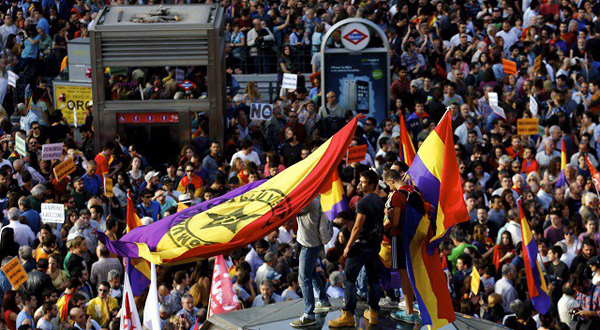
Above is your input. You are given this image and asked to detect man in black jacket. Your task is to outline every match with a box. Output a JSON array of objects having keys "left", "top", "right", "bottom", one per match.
[{"left": 24, "top": 258, "right": 54, "bottom": 302}]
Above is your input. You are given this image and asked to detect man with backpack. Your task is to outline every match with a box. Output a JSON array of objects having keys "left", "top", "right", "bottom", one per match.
[
  {"left": 383, "top": 167, "right": 425, "bottom": 325},
  {"left": 289, "top": 196, "right": 332, "bottom": 328},
  {"left": 329, "top": 170, "right": 385, "bottom": 327}
]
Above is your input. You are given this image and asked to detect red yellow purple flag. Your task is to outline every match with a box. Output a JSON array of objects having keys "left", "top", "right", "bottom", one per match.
[
  {"left": 407, "top": 111, "right": 469, "bottom": 244},
  {"left": 399, "top": 115, "right": 416, "bottom": 166}
]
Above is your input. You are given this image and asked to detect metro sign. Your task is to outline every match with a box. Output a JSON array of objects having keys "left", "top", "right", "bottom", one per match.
[
  {"left": 343, "top": 29, "right": 368, "bottom": 45},
  {"left": 340, "top": 23, "right": 370, "bottom": 51}
]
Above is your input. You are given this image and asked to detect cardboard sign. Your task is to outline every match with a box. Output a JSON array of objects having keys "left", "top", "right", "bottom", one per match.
[
  {"left": 491, "top": 105, "right": 506, "bottom": 120},
  {"left": 517, "top": 118, "right": 539, "bottom": 135},
  {"left": 502, "top": 59, "right": 517, "bottom": 76},
  {"left": 281, "top": 73, "right": 298, "bottom": 90},
  {"left": 41, "top": 203, "right": 65, "bottom": 223},
  {"left": 346, "top": 145, "right": 367, "bottom": 163},
  {"left": 53, "top": 158, "right": 76, "bottom": 181},
  {"left": 2, "top": 257, "right": 27, "bottom": 289},
  {"left": 488, "top": 92, "right": 499, "bottom": 107},
  {"left": 104, "top": 177, "right": 114, "bottom": 197},
  {"left": 249, "top": 103, "right": 273, "bottom": 121},
  {"left": 54, "top": 84, "right": 92, "bottom": 126},
  {"left": 41, "top": 143, "right": 64, "bottom": 161}
]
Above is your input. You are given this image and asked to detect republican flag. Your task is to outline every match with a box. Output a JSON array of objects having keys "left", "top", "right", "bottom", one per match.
[
  {"left": 407, "top": 111, "right": 469, "bottom": 244},
  {"left": 208, "top": 255, "right": 241, "bottom": 318},
  {"left": 99, "top": 117, "right": 359, "bottom": 265},
  {"left": 519, "top": 201, "right": 550, "bottom": 314},
  {"left": 120, "top": 272, "right": 143, "bottom": 330},
  {"left": 142, "top": 263, "right": 161, "bottom": 330},
  {"left": 398, "top": 115, "right": 416, "bottom": 166},
  {"left": 320, "top": 170, "right": 348, "bottom": 220},
  {"left": 125, "top": 191, "right": 151, "bottom": 296},
  {"left": 586, "top": 155, "right": 600, "bottom": 194},
  {"left": 555, "top": 140, "right": 568, "bottom": 187},
  {"left": 404, "top": 203, "right": 455, "bottom": 328}
]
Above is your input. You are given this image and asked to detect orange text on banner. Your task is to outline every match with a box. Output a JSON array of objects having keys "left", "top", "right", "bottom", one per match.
[
  {"left": 53, "top": 158, "right": 76, "bottom": 182},
  {"left": 346, "top": 145, "right": 367, "bottom": 163},
  {"left": 1, "top": 257, "right": 28, "bottom": 289},
  {"left": 517, "top": 118, "right": 539, "bottom": 136},
  {"left": 502, "top": 59, "right": 518, "bottom": 76}
]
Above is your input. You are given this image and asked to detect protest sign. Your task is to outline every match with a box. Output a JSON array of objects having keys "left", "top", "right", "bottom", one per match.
[
  {"left": 15, "top": 134, "right": 26, "bottom": 156},
  {"left": 517, "top": 118, "right": 539, "bottom": 135},
  {"left": 2, "top": 257, "right": 27, "bottom": 289},
  {"left": 249, "top": 103, "right": 273, "bottom": 121},
  {"left": 282, "top": 73, "right": 298, "bottom": 90},
  {"left": 53, "top": 158, "right": 76, "bottom": 181},
  {"left": 346, "top": 145, "right": 367, "bottom": 163},
  {"left": 41, "top": 143, "right": 64, "bottom": 161},
  {"left": 41, "top": 203, "right": 66, "bottom": 223}
]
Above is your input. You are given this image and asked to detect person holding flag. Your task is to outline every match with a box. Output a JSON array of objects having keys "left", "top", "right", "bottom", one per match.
[{"left": 382, "top": 167, "right": 424, "bottom": 325}]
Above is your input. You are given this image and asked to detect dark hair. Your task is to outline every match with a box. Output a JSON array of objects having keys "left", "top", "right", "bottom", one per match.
[
  {"left": 2, "top": 290, "right": 19, "bottom": 312},
  {"left": 359, "top": 170, "right": 379, "bottom": 187}
]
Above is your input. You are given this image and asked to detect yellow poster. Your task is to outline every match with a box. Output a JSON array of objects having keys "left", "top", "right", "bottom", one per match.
[{"left": 54, "top": 84, "right": 92, "bottom": 126}]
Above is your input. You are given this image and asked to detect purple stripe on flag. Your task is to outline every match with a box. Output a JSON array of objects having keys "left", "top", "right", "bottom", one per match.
[
  {"left": 128, "top": 261, "right": 151, "bottom": 296},
  {"left": 98, "top": 180, "right": 266, "bottom": 258},
  {"left": 526, "top": 239, "right": 551, "bottom": 314},
  {"left": 556, "top": 170, "right": 566, "bottom": 187},
  {"left": 324, "top": 199, "right": 349, "bottom": 220},
  {"left": 407, "top": 155, "right": 441, "bottom": 206}
]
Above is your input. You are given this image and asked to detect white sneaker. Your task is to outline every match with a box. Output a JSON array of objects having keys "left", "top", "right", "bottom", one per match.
[
  {"left": 314, "top": 301, "right": 331, "bottom": 313},
  {"left": 398, "top": 299, "right": 419, "bottom": 311},
  {"left": 378, "top": 297, "right": 398, "bottom": 310}
]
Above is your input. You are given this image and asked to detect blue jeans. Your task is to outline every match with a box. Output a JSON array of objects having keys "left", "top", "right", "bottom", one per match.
[
  {"left": 299, "top": 245, "right": 328, "bottom": 318},
  {"left": 343, "top": 243, "right": 384, "bottom": 313}
]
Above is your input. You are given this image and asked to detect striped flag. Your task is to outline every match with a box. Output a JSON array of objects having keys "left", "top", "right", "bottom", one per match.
[
  {"left": 555, "top": 140, "right": 568, "bottom": 187},
  {"left": 399, "top": 115, "right": 416, "bottom": 166},
  {"left": 320, "top": 170, "right": 348, "bottom": 220},
  {"left": 519, "top": 201, "right": 550, "bottom": 314},
  {"left": 407, "top": 111, "right": 469, "bottom": 245}
]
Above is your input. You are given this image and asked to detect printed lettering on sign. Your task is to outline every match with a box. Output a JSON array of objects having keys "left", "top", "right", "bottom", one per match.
[
  {"left": 41, "top": 203, "right": 66, "bottom": 223},
  {"left": 41, "top": 143, "right": 64, "bottom": 161},
  {"left": 517, "top": 118, "right": 539, "bottom": 136},
  {"left": 1, "top": 257, "right": 28, "bottom": 289},
  {"left": 249, "top": 103, "right": 273, "bottom": 121},
  {"left": 346, "top": 145, "right": 367, "bottom": 163}
]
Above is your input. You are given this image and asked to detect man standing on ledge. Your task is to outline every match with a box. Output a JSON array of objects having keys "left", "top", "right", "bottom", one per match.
[{"left": 329, "top": 170, "right": 385, "bottom": 327}]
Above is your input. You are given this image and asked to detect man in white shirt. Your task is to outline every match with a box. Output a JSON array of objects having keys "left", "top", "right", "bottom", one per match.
[
  {"left": 535, "top": 140, "right": 561, "bottom": 168},
  {"left": 36, "top": 302, "right": 58, "bottom": 330},
  {"left": 495, "top": 264, "right": 519, "bottom": 313},
  {"left": 230, "top": 140, "right": 261, "bottom": 166},
  {"left": 495, "top": 21, "right": 519, "bottom": 52},
  {"left": 0, "top": 14, "right": 16, "bottom": 48},
  {"left": 557, "top": 282, "right": 578, "bottom": 328},
  {"left": 6, "top": 207, "right": 34, "bottom": 246},
  {"left": 19, "top": 104, "right": 39, "bottom": 135},
  {"left": 255, "top": 252, "right": 281, "bottom": 287}
]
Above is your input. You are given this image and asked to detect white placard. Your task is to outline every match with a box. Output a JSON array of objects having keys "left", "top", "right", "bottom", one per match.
[
  {"left": 15, "top": 134, "right": 26, "bottom": 156},
  {"left": 8, "top": 71, "right": 18, "bottom": 88},
  {"left": 282, "top": 73, "right": 298, "bottom": 90},
  {"left": 249, "top": 103, "right": 273, "bottom": 121},
  {"left": 41, "top": 203, "right": 65, "bottom": 223},
  {"left": 488, "top": 92, "right": 498, "bottom": 107},
  {"left": 41, "top": 143, "right": 64, "bottom": 161},
  {"left": 491, "top": 105, "right": 506, "bottom": 119},
  {"left": 529, "top": 95, "right": 538, "bottom": 117}
]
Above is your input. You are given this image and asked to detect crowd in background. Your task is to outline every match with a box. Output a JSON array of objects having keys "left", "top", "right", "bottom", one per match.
[{"left": 2, "top": 0, "right": 600, "bottom": 329}]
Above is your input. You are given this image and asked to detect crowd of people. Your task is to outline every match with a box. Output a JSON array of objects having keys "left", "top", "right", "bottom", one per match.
[{"left": 3, "top": 0, "right": 600, "bottom": 329}]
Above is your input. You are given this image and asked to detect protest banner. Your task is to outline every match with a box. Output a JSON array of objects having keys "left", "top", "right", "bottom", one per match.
[
  {"left": 41, "top": 143, "right": 64, "bottom": 161},
  {"left": 2, "top": 257, "right": 28, "bottom": 289},
  {"left": 346, "top": 145, "right": 367, "bottom": 163},
  {"left": 517, "top": 118, "right": 539, "bottom": 135},
  {"left": 41, "top": 203, "right": 66, "bottom": 223},
  {"left": 53, "top": 158, "right": 76, "bottom": 181}
]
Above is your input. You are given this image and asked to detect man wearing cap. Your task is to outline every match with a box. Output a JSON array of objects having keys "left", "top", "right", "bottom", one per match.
[{"left": 140, "top": 170, "right": 161, "bottom": 196}]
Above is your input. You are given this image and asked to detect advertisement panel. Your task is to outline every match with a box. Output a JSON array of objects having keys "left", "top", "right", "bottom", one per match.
[
  {"left": 323, "top": 52, "right": 388, "bottom": 123},
  {"left": 54, "top": 83, "right": 92, "bottom": 126}
]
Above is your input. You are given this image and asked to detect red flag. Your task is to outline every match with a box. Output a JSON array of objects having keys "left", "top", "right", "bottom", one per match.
[
  {"left": 586, "top": 155, "right": 600, "bottom": 193},
  {"left": 208, "top": 255, "right": 241, "bottom": 318}
]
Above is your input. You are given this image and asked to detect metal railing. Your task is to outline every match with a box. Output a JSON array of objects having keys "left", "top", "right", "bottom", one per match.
[
  {"left": 230, "top": 44, "right": 317, "bottom": 75},
  {"left": 232, "top": 73, "right": 312, "bottom": 103}
]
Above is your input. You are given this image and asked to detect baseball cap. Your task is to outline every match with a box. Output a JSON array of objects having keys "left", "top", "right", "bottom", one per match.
[
  {"left": 266, "top": 270, "right": 282, "bottom": 281},
  {"left": 144, "top": 171, "right": 159, "bottom": 183}
]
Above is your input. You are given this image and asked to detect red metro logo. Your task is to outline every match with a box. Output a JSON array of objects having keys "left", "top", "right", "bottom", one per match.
[{"left": 343, "top": 29, "right": 368, "bottom": 45}]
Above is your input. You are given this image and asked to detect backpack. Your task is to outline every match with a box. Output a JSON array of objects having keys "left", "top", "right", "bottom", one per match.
[{"left": 316, "top": 204, "right": 333, "bottom": 245}]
